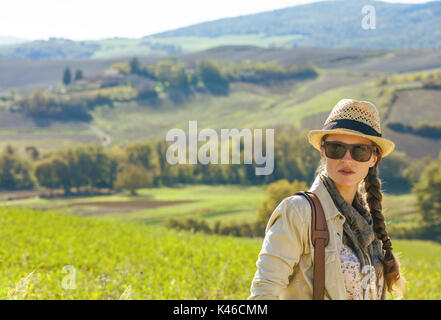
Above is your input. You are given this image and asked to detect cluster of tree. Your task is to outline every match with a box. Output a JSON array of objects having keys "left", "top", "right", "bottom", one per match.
[
  {"left": 123, "top": 58, "right": 229, "bottom": 96},
  {"left": 34, "top": 145, "right": 118, "bottom": 195},
  {"left": 413, "top": 152, "right": 441, "bottom": 226},
  {"left": 114, "top": 57, "right": 317, "bottom": 96},
  {"left": 376, "top": 70, "right": 441, "bottom": 86},
  {"left": 256, "top": 179, "right": 308, "bottom": 229},
  {"left": 223, "top": 60, "right": 317, "bottom": 84},
  {"left": 0, "top": 145, "right": 35, "bottom": 190},
  {"left": 33, "top": 141, "right": 167, "bottom": 195},
  {"left": 156, "top": 125, "right": 322, "bottom": 187},
  {"left": 422, "top": 79, "right": 441, "bottom": 90},
  {"left": 390, "top": 151, "right": 441, "bottom": 242},
  {"left": 387, "top": 121, "right": 441, "bottom": 139},
  {"left": 17, "top": 88, "right": 112, "bottom": 121},
  {"left": 62, "top": 67, "right": 83, "bottom": 86}
]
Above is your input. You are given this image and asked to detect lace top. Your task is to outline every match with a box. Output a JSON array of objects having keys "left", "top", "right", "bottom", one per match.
[{"left": 339, "top": 243, "right": 384, "bottom": 300}]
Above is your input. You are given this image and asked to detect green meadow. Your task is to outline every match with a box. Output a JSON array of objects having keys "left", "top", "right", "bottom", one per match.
[{"left": 1, "top": 203, "right": 439, "bottom": 300}]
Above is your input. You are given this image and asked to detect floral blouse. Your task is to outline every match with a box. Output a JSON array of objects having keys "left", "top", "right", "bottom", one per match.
[{"left": 339, "top": 243, "right": 384, "bottom": 300}]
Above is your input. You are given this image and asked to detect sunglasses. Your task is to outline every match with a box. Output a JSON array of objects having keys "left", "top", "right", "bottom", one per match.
[{"left": 321, "top": 141, "right": 377, "bottom": 162}]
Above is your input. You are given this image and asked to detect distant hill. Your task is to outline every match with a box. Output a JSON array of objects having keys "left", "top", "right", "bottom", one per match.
[
  {"left": 0, "top": 0, "right": 440, "bottom": 60},
  {"left": 151, "top": 0, "right": 441, "bottom": 49}
]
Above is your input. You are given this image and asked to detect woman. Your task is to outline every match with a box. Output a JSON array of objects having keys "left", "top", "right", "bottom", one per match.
[{"left": 248, "top": 99, "right": 406, "bottom": 300}]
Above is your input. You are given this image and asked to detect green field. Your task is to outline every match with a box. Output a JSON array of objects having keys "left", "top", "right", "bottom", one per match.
[
  {"left": 1, "top": 203, "right": 439, "bottom": 300},
  {"left": 4, "top": 185, "right": 265, "bottom": 228},
  {"left": 4, "top": 184, "right": 417, "bottom": 229}
]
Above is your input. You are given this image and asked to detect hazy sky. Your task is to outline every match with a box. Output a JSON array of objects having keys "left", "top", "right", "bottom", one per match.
[{"left": 0, "top": 0, "right": 437, "bottom": 41}]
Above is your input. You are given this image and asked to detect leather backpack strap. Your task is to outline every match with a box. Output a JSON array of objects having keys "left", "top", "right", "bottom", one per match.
[{"left": 294, "top": 191, "right": 329, "bottom": 300}]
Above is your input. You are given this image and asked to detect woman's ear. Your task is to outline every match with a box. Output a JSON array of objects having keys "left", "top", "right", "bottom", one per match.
[{"left": 369, "top": 151, "right": 377, "bottom": 168}]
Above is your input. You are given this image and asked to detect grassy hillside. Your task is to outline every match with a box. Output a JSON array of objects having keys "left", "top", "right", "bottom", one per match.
[
  {"left": 1, "top": 205, "right": 439, "bottom": 299},
  {"left": 1, "top": 63, "right": 441, "bottom": 160}
]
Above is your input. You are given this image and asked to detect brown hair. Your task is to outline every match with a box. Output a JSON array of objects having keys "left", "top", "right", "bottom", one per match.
[
  {"left": 319, "top": 134, "right": 402, "bottom": 293},
  {"left": 363, "top": 147, "right": 402, "bottom": 293}
]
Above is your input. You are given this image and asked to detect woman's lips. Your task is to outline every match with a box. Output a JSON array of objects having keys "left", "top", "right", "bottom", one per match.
[{"left": 338, "top": 169, "right": 355, "bottom": 175}]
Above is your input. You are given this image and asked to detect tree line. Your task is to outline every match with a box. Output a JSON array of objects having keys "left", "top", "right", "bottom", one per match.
[
  {"left": 0, "top": 124, "right": 432, "bottom": 196},
  {"left": 16, "top": 88, "right": 112, "bottom": 121},
  {"left": 1, "top": 125, "right": 318, "bottom": 194},
  {"left": 114, "top": 57, "right": 318, "bottom": 95},
  {"left": 387, "top": 121, "right": 441, "bottom": 139}
]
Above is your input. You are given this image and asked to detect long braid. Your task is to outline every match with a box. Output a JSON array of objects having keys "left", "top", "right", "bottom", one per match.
[{"left": 363, "top": 151, "right": 401, "bottom": 292}]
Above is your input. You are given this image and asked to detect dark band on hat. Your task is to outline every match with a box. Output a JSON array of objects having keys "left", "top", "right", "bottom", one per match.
[{"left": 323, "top": 119, "right": 382, "bottom": 137}]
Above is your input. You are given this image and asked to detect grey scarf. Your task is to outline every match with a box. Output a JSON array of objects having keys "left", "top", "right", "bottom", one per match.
[{"left": 319, "top": 171, "right": 384, "bottom": 288}]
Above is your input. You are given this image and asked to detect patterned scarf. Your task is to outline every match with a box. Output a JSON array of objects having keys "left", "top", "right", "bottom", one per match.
[{"left": 319, "top": 170, "right": 384, "bottom": 289}]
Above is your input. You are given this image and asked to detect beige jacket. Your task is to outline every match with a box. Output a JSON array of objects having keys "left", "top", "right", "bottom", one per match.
[{"left": 248, "top": 173, "right": 387, "bottom": 300}]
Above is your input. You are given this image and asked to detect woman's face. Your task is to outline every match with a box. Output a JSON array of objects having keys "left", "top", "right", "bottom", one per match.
[{"left": 320, "top": 134, "right": 378, "bottom": 188}]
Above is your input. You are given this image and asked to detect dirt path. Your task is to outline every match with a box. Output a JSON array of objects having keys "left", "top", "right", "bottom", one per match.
[{"left": 88, "top": 124, "right": 111, "bottom": 147}]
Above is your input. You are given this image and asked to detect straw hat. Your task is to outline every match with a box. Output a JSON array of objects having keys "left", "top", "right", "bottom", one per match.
[{"left": 307, "top": 99, "right": 395, "bottom": 157}]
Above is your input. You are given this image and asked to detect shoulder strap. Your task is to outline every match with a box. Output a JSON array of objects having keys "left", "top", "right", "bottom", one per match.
[{"left": 293, "top": 191, "right": 329, "bottom": 300}]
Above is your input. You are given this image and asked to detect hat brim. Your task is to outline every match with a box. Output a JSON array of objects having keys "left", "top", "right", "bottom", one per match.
[{"left": 308, "top": 128, "right": 395, "bottom": 157}]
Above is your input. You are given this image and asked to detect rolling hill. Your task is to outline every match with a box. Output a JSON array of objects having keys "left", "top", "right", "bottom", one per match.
[
  {"left": 0, "top": 0, "right": 440, "bottom": 60},
  {"left": 1, "top": 45, "right": 441, "bottom": 161}
]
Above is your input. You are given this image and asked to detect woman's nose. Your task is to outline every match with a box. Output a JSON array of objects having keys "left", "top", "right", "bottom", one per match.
[{"left": 342, "top": 148, "right": 353, "bottom": 160}]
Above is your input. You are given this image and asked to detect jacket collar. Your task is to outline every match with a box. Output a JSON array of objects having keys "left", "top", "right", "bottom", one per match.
[{"left": 308, "top": 173, "right": 345, "bottom": 221}]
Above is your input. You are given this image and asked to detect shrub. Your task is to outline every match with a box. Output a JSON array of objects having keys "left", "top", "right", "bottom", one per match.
[
  {"left": 413, "top": 156, "right": 441, "bottom": 225},
  {"left": 257, "top": 179, "right": 307, "bottom": 227},
  {"left": 114, "top": 164, "right": 154, "bottom": 195}
]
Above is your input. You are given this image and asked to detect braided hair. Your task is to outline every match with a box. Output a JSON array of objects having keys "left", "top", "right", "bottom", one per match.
[{"left": 363, "top": 148, "right": 402, "bottom": 293}]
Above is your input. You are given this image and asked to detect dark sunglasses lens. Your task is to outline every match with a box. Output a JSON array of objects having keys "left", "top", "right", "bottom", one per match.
[
  {"left": 324, "top": 143, "right": 346, "bottom": 159},
  {"left": 351, "top": 145, "right": 373, "bottom": 162}
]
